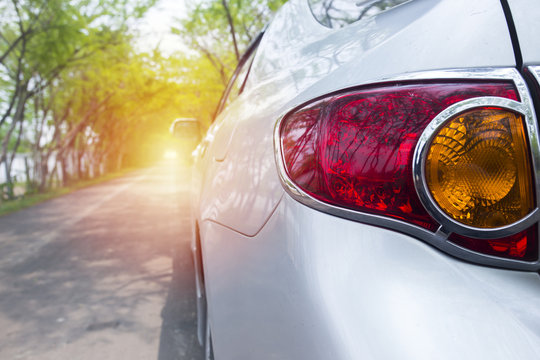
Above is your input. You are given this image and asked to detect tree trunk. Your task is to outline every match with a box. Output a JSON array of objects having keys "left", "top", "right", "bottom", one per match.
[
  {"left": 38, "top": 154, "right": 49, "bottom": 192},
  {"left": 7, "top": 114, "right": 24, "bottom": 177},
  {"left": 116, "top": 152, "right": 123, "bottom": 171},
  {"left": 0, "top": 84, "right": 28, "bottom": 168},
  {"left": 222, "top": 0, "right": 240, "bottom": 62},
  {"left": 24, "top": 156, "right": 31, "bottom": 189},
  {"left": 2, "top": 161, "right": 13, "bottom": 199},
  {"left": 0, "top": 119, "right": 19, "bottom": 199},
  {"left": 60, "top": 154, "right": 69, "bottom": 186}
]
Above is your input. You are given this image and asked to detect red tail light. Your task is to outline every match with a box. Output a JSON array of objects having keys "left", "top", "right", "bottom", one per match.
[
  {"left": 449, "top": 226, "right": 538, "bottom": 261},
  {"left": 279, "top": 81, "right": 538, "bottom": 262}
]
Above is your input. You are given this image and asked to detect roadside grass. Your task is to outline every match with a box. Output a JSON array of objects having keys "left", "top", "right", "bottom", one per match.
[{"left": 0, "top": 168, "right": 139, "bottom": 217}]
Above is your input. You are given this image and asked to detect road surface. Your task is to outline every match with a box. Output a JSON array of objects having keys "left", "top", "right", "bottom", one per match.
[{"left": 0, "top": 159, "right": 203, "bottom": 360}]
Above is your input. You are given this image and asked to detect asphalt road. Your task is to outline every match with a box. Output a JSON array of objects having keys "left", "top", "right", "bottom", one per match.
[{"left": 0, "top": 159, "right": 203, "bottom": 360}]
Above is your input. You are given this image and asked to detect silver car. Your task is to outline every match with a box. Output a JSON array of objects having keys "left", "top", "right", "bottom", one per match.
[{"left": 176, "top": 0, "right": 540, "bottom": 358}]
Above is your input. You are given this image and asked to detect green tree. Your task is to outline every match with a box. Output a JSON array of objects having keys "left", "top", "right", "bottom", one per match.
[
  {"left": 174, "top": 0, "right": 287, "bottom": 86},
  {"left": 0, "top": 0, "right": 156, "bottom": 197}
]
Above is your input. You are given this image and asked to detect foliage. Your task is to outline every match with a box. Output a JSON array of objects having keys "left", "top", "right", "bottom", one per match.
[
  {"left": 174, "top": 0, "right": 287, "bottom": 87},
  {"left": 0, "top": 0, "right": 287, "bottom": 200},
  {"left": 0, "top": 0, "right": 157, "bottom": 197}
]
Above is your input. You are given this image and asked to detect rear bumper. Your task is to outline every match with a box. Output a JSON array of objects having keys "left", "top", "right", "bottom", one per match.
[{"left": 201, "top": 194, "right": 540, "bottom": 359}]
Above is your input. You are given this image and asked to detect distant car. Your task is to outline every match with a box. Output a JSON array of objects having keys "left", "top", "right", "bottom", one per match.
[
  {"left": 170, "top": 118, "right": 200, "bottom": 163},
  {"left": 178, "top": 0, "right": 540, "bottom": 359}
]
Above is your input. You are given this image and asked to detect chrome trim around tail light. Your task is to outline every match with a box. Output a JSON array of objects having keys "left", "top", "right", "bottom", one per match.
[{"left": 274, "top": 68, "right": 540, "bottom": 271}]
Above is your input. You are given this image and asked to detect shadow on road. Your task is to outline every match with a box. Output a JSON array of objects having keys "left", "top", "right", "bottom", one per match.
[
  {"left": 157, "top": 241, "right": 204, "bottom": 360},
  {"left": 0, "top": 161, "right": 204, "bottom": 359}
]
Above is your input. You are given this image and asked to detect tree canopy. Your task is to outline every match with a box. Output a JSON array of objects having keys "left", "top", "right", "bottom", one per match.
[{"left": 0, "top": 0, "right": 286, "bottom": 199}]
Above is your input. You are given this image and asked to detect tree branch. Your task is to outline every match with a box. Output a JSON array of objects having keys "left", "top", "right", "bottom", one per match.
[{"left": 221, "top": 0, "right": 240, "bottom": 62}]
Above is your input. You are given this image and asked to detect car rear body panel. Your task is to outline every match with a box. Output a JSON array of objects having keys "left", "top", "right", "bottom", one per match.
[
  {"left": 201, "top": 195, "right": 540, "bottom": 360},
  {"left": 193, "top": 0, "right": 540, "bottom": 358},
  {"left": 249, "top": 0, "right": 516, "bottom": 106},
  {"left": 506, "top": 0, "right": 540, "bottom": 64},
  {"left": 198, "top": 0, "right": 517, "bottom": 236}
]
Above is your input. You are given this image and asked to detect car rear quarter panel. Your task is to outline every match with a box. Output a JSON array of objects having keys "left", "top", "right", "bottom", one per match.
[
  {"left": 507, "top": 0, "right": 540, "bottom": 64},
  {"left": 196, "top": 0, "right": 540, "bottom": 359},
  {"left": 202, "top": 196, "right": 540, "bottom": 360},
  {"left": 199, "top": 0, "right": 516, "bottom": 236}
]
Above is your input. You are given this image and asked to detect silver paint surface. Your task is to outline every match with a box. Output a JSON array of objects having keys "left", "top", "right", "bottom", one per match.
[
  {"left": 201, "top": 196, "right": 540, "bottom": 359},
  {"left": 507, "top": 0, "right": 540, "bottom": 64},
  {"left": 189, "top": 0, "right": 540, "bottom": 358}
]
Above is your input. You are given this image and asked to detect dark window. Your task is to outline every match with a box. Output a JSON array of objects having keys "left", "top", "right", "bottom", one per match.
[
  {"left": 308, "top": 0, "right": 411, "bottom": 29},
  {"left": 224, "top": 48, "right": 257, "bottom": 108},
  {"left": 214, "top": 32, "right": 263, "bottom": 118}
]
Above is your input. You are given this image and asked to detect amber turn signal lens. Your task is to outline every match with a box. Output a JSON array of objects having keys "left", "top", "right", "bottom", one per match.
[{"left": 425, "top": 108, "right": 534, "bottom": 228}]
